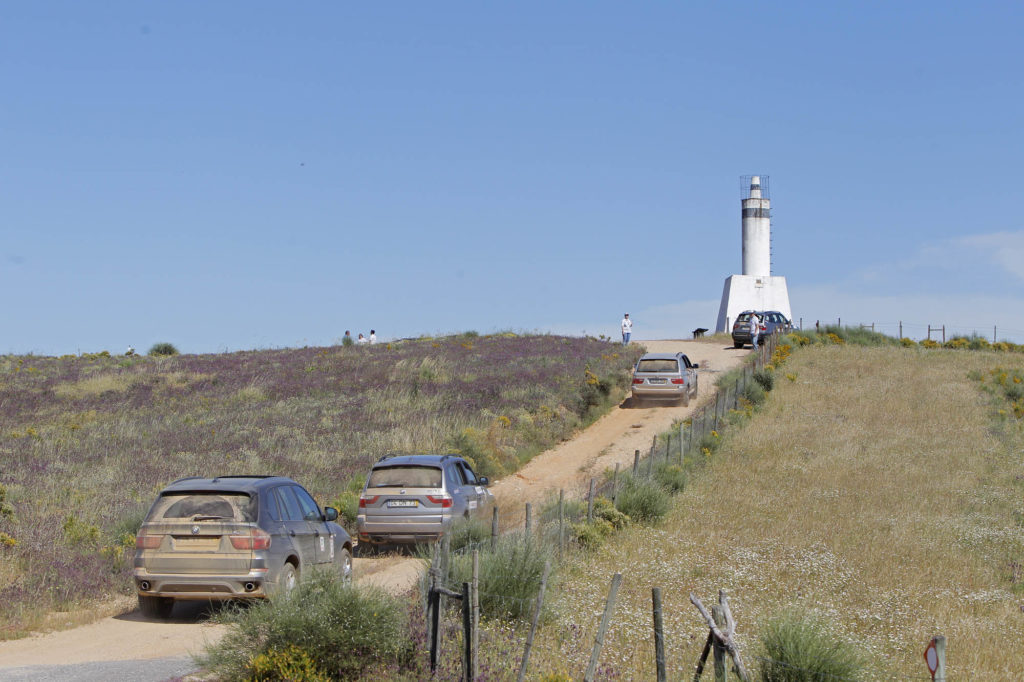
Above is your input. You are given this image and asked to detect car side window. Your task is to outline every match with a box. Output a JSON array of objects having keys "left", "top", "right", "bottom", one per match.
[
  {"left": 291, "top": 486, "right": 322, "bottom": 522},
  {"left": 263, "top": 489, "right": 282, "bottom": 521},
  {"left": 274, "top": 487, "right": 304, "bottom": 521},
  {"left": 459, "top": 462, "right": 478, "bottom": 485}
]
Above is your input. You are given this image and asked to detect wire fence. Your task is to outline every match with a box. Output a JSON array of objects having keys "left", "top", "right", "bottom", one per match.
[
  {"left": 409, "top": 329, "right": 960, "bottom": 681},
  {"left": 798, "top": 317, "right": 1024, "bottom": 344}
]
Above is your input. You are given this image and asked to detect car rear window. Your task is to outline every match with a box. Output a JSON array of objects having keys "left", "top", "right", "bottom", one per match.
[
  {"left": 147, "top": 493, "right": 257, "bottom": 522},
  {"left": 636, "top": 359, "right": 679, "bottom": 372},
  {"left": 367, "top": 465, "right": 443, "bottom": 488}
]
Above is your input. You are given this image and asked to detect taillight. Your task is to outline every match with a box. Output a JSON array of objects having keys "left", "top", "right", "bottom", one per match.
[
  {"left": 135, "top": 530, "right": 163, "bottom": 549},
  {"left": 359, "top": 495, "right": 380, "bottom": 508},
  {"left": 230, "top": 528, "right": 272, "bottom": 550},
  {"left": 426, "top": 495, "right": 453, "bottom": 508},
  {"left": 632, "top": 378, "right": 644, "bottom": 384},
  {"left": 670, "top": 378, "right": 685, "bottom": 384}
]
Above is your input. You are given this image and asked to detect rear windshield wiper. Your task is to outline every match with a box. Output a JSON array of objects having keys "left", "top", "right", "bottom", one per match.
[{"left": 191, "top": 515, "right": 231, "bottom": 521}]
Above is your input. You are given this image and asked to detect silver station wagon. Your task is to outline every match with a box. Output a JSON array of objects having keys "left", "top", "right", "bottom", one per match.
[
  {"left": 357, "top": 454, "right": 493, "bottom": 548},
  {"left": 630, "top": 352, "right": 699, "bottom": 406},
  {"left": 133, "top": 476, "right": 352, "bottom": 618}
]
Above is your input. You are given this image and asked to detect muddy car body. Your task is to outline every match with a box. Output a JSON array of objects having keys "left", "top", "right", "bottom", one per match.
[
  {"left": 630, "top": 352, "right": 699, "bottom": 406},
  {"left": 357, "top": 454, "right": 493, "bottom": 547},
  {"left": 133, "top": 475, "right": 352, "bottom": 618}
]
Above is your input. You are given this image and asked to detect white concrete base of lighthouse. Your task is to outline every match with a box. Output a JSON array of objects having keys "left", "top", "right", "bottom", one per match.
[{"left": 715, "top": 275, "right": 792, "bottom": 333}]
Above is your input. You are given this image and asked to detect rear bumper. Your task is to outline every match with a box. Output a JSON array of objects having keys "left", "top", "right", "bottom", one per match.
[
  {"left": 357, "top": 516, "right": 451, "bottom": 544},
  {"left": 632, "top": 385, "right": 687, "bottom": 401},
  {"left": 133, "top": 567, "right": 270, "bottom": 600}
]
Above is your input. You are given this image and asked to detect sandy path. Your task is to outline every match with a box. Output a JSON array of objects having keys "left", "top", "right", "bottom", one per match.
[{"left": 0, "top": 340, "right": 746, "bottom": 670}]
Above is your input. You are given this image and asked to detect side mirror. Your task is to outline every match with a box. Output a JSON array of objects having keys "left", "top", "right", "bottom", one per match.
[
  {"left": 323, "top": 507, "right": 339, "bottom": 522},
  {"left": 692, "top": 363, "right": 700, "bottom": 368},
  {"left": 478, "top": 476, "right": 490, "bottom": 487}
]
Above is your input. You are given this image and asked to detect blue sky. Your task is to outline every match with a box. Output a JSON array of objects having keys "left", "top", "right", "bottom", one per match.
[{"left": 3, "top": 2, "right": 1023, "bottom": 354}]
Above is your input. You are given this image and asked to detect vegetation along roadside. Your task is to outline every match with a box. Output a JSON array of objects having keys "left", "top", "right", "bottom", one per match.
[{"left": 0, "top": 333, "right": 641, "bottom": 637}]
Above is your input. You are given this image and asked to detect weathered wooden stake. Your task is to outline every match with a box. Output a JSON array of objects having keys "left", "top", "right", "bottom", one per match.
[
  {"left": 584, "top": 573, "right": 623, "bottom": 682},
  {"left": 429, "top": 576, "right": 441, "bottom": 673},
  {"left": 647, "top": 443, "right": 655, "bottom": 478},
  {"left": 439, "top": 534, "right": 451, "bottom": 622},
  {"left": 612, "top": 463, "right": 620, "bottom": 503},
  {"left": 633, "top": 449, "right": 640, "bottom": 476},
  {"left": 472, "top": 550, "right": 480, "bottom": 680},
  {"left": 650, "top": 434, "right": 658, "bottom": 456},
  {"left": 712, "top": 604, "right": 726, "bottom": 682},
  {"left": 652, "top": 587, "right": 666, "bottom": 682},
  {"left": 665, "top": 433, "right": 672, "bottom": 462},
  {"left": 587, "top": 478, "right": 596, "bottom": 521},
  {"left": 516, "top": 560, "right": 552, "bottom": 682},
  {"left": 525, "top": 502, "right": 532, "bottom": 540},
  {"left": 678, "top": 423, "right": 685, "bottom": 463},
  {"left": 462, "top": 582, "right": 473, "bottom": 682},
  {"left": 491, "top": 506, "right": 499, "bottom": 551},
  {"left": 557, "top": 489, "right": 565, "bottom": 558}
]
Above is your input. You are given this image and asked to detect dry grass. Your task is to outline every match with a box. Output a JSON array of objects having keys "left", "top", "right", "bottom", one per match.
[{"left": 527, "top": 345, "right": 1024, "bottom": 679}]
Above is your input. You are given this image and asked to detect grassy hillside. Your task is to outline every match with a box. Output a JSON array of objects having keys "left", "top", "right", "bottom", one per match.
[
  {"left": 532, "top": 344, "right": 1023, "bottom": 679},
  {"left": 0, "top": 334, "right": 640, "bottom": 634}
]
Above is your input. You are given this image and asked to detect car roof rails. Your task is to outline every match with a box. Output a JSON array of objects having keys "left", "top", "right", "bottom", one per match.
[{"left": 210, "top": 475, "right": 276, "bottom": 482}]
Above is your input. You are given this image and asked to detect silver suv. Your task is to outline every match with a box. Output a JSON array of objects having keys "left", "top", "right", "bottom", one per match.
[
  {"left": 356, "top": 455, "right": 494, "bottom": 548},
  {"left": 631, "top": 352, "right": 699, "bottom": 406},
  {"left": 133, "top": 476, "right": 352, "bottom": 618}
]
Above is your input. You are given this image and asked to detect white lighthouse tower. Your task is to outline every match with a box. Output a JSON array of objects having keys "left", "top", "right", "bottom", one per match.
[{"left": 715, "top": 175, "right": 792, "bottom": 333}]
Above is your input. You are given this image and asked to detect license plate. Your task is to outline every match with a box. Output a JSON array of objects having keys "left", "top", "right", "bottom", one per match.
[
  {"left": 648, "top": 378, "right": 667, "bottom": 384},
  {"left": 387, "top": 499, "right": 418, "bottom": 508}
]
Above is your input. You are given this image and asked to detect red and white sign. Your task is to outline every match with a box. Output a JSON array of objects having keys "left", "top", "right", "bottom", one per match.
[{"left": 923, "top": 638, "right": 938, "bottom": 680}]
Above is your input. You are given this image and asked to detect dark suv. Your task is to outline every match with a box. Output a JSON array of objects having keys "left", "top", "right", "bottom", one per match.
[
  {"left": 133, "top": 476, "right": 352, "bottom": 618},
  {"left": 357, "top": 455, "right": 494, "bottom": 547},
  {"left": 731, "top": 311, "right": 792, "bottom": 348}
]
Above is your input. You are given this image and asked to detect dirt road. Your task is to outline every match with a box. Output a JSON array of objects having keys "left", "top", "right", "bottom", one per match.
[{"left": 0, "top": 340, "right": 746, "bottom": 677}]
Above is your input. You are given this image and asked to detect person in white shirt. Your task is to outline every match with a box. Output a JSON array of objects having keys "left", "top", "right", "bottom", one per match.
[
  {"left": 357, "top": 333, "right": 369, "bottom": 345},
  {"left": 621, "top": 313, "right": 633, "bottom": 346},
  {"left": 369, "top": 330, "right": 377, "bottom": 344},
  {"left": 749, "top": 313, "right": 761, "bottom": 349}
]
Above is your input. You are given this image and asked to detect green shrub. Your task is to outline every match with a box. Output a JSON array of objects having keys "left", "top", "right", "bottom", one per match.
[
  {"left": 654, "top": 462, "right": 686, "bottom": 493},
  {"left": 448, "top": 517, "right": 492, "bottom": 552},
  {"left": 615, "top": 476, "right": 670, "bottom": 524},
  {"left": 754, "top": 368, "right": 775, "bottom": 392},
  {"left": 900, "top": 337, "right": 917, "bottom": 347},
  {"left": 329, "top": 476, "right": 366, "bottom": 528},
  {"left": 246, "top": 644, "right": 330, "bottom": 681},
  {"left": 446, "top": 531, "right": 557, "bottom": 621},
  {"left": 742, "top": 380, "right": 767, "bottom": 405},
  {"left": 571, "top": 518, "right": 615, "bottom": 548},
  {"left": 147, "top": 342, "right": 179, "bottom": 357},
  {"left": 758, "top": 610, "right": 867, "bottom": 681},
  {"left": 540, "top": 496, "right": 587, "bottom": 525},
  {"left": 200, "top": 570, "right": 408, "bottom": 681}
]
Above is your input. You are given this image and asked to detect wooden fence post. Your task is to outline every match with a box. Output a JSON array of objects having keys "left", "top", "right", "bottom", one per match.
[
  {"left": 462, "top": 582, "right": 474, "bottom": 682},
  {"left": 491, "top": 506, "right": 499, "bottom": 551},
  {"left": 665, "top": 433, "right": 672, "bottom": 462},
  {"left": 647, "top": 443, "right": 655, "bottom": 478},
  {"left": 584, "top": 572, "right": 622, "bottom": 682},
  {"left": 472, "top": 550, "right": 480, "bottom": 680},
  {"left": 587, "top": 478, "right": 596, "bottom": 522},
  {"left": 516, "top": 560, "right": 552, "bottom": 682},
  {"left": 679, "top": 423, "right": 685, "bottom": 463},
  {"left": 652, "top": 587, "right": 666, "bottom": 682},
  {"left": 633, "top": 449, "right": 640, "bottom": 476},
  {"left": 612, "top": 463, "right": 620, "bottom": 504},
  {"left": 557, "top": 489, "right": 565, "bottom": 558},
  {"left": 429, "top": 573, "right": 442, "bottom": 673},
  {"left": 525, "top": 502, "right": 532, "bottom": 540},
  {"left": 712, "top": 604, "right": 726, "bottom": 682}
]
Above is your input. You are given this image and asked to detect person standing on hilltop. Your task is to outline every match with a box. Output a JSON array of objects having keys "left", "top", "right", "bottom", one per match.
[
  {"left": 749, "top": 312, "right": 761, "bottom": 349},
  {"left": 621, "top": 313, "right": 632, "bottom": 346},
  {"left": 369, "top": 329, "right": 377, "bottom": 344}
]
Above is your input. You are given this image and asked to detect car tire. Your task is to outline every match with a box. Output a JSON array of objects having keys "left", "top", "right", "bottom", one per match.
[
  {"left": 278, "top": 562, "right": 299, "bottom": 595},
  {"left": 138, "top": 594, "right": 174, "bottom": 619},
  {"left": 338, "top": 548, "right": 353, "bottom": 584}
]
